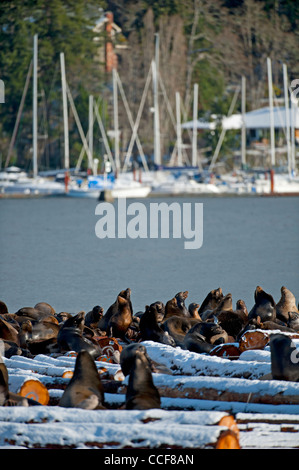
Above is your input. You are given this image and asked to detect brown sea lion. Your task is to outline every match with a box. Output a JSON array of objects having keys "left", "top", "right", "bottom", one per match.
[
  {"left": 25, "top": 320, "right": 61, "bottom": 355},
  {"left": 99, "top": 288, "right": 133, "bottom": 331},
  {"left": 248, "top": 286, "right": 276, "bottom": 322},
  {"left": 121, "top": 344, "right": 161, "bottom": 410},
  {"left": 139, "top": 304, "right": 175, "bottom": 346},
  {"left": 276, "top": 286, "right": 298, "bottom": 323},
  {"left": 59, "top": 350, "right": 105, "bottom": 409},
  {"left": 188, "top": 303, "right": 201, "bottom": 319},
  {"left": 0, "top": 316, "right": 20, "bottom": 345},
  {"left": 164, "top": 292, "right": 189, "bottom": 320},
  {"left": 34, "top": 302, "right": 56, "bottom": 316},
  {"left": 106, "top": 295, "right": 133, "bottom": 339},
  {"left": 270, "top": 333, "right": 299, "bottom": 382},
  {"left": 201, "top": 293, "right": 233, "bottom": 321},
  {"left": 198, "top": 287, "right": 223, "bottom": 316},
  {"left": 0, "top": 301, "right": 8, "bottom": 315},
  {"left": 57, "top": 311, "right": 102, "bottom": 358},
  {"left": 235, "top": 299, "right": 248, "bottom": 320}
]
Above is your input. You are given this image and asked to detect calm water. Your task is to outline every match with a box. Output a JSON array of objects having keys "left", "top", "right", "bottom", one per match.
[{"left": 0, "top": 196, "right": 298, "bottom": 315}]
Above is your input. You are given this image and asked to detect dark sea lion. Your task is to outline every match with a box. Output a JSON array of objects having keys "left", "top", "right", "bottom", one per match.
[
  {"left": 276, "top": 286, "right": 298, "bottom": 323},
  {"left": 121, "top": 344, "right": 161, "bottom": 410},
  {"left": 188, "top": 303, "right": 201, "bottom": 319},
  {"left": 120, "top": 343, "right": 150, "bottom": 377},
  {"left": 106, "top": 295, "right": 133, "bottom": 339},
  {"left": 0, "top": 343, "right": 38, "bottom": 406},
  {"left": 99, "top": 288, "right": 133, "bottom": 331},
  {"left": 270, "top": 333, "right": 299, "bottom": 382},
  {"left": 0, "top": 301, "right": 8, "bottom": 315},
  {"left": 84, "top": 306, "right": 104, "bottom": 329},
  {"left": 55, "top": 312, "right": 73, "bottom": 323},
  {"left": 237, "top": 315, "right": 295, "bottom": 341},
  {"left": 288, "top": 312, "right": 299, "bottom": 332},
  {"left": 198, "top": 287, "right": 223, "bottom": 316},
  {"left": 248, "top": 286, "right": 276, "bottom": 322},
  {"left": 59, "top": 350, "right": 105, "bottom": 409},
  {"left": 139, "top": 304, "right": 175, "bottom": 346},
  {"left": 2, "top": 340, "right": 23, "bottom": 358},
  {"left": 149, "top": 301, "right": 165, "bottom": 323},
  {"left": 217, "top": 310, "right": 247, "bottom": 340},
  {"left": 175, "top": 291, "right": 189, "bottom": 316},
  {"left": 57, "top": 311, "right": 102, "bottom": 358},
  {"left": 34, "top": 302, "right": 56, "bottom": 316},
  {"left": 162, "top": 316, "right": 198, "bottom": 347},
  {"left": 183, "top": 321, "right": 227, "bottom": 354}
]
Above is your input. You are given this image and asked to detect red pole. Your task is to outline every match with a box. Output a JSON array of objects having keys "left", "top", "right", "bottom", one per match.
[
  {"left": 270, "top": 169, "right": 274, "bottom": 194},
  {"left": 64, "top": 171, "right": 69, "bottom": 193}
]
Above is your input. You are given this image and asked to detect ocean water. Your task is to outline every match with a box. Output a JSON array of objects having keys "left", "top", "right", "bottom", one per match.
[{"left": 0, "top": 196, "right": 298, "bottom": 315}]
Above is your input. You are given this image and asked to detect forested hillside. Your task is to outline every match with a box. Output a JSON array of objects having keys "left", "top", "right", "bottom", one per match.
[{"left": 0, "top": 0, "right": 298, "bottom": 170}]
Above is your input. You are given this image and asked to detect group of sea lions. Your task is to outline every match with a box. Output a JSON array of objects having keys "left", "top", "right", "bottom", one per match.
[{"left": 0, "top": 284, "right": 299, "bottom": 409}]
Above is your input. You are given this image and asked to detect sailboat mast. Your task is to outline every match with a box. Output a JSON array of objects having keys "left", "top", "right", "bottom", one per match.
[
  {"left": 60, "top": 52, "right": 69, "bottom": 171},
  {"left": 267, "top": 57, "right": 275, "bottom": 167},
  {"left": 33, "top": 34, "right": 38, "bottom": 178},
  {"left": 153, "top": 33, "right": 161, "bottom": 166}
]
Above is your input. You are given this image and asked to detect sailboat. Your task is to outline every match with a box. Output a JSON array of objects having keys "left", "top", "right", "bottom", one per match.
[{"left": 0, "top": 35, "right": 66, "bottom": 197}]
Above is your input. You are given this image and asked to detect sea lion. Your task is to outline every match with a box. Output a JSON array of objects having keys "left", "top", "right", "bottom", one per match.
[
  {"left": 59, "top": 350, "right": 105, "bottom": 409},
  {"left": 288, "top": 312, "right": 299, "bottom": 332},
  {"left": 55, "top": 312, "right": 73, "bottom": 323},
  {"left": 164, "top": 292, "right": 189, "bottom": 320},
  {"left": 217, "top": 310, "right": 247, "bottom": 340},
  {"left": 57, "top": 311, "right": 102, "bottom": 358},
  {"left": 162, "top": 316, "right": 198, "bottom": 347},
  {"left": 106, "top": 295, "right": 133, "bottom": 339},
  {"left": 149, "top": 301, "right": 165, "bottom": 323},
  {"left": 139, "top": 304, "right": 175, "bottom": 346},
  {"left": 34, "top": 302, "right": 56, "bottom": 316},
  {"left": 270, "top": 333, "right": 299, "bottom": 382},
  {"left": 248, "top": 286, "right": 276, "bottom": 322},
  {"left": 0, "top": 316, "right": 20, "bottom": 345},
  {"left": 121, "top": 344, "right": 161, "bottom": 410},
  {"left": 235, "top": 299, "right": 248, "bottom": 320},
  {"left": 201, "top": 293, "right": 233, "bottom": 321},
  {"left": 99, "top": 288, "right": 133, "bottom": 331},
  {"left": 237, "top": 316, "right": 295, "bottom": 341},
  {"left": 84, "top": 306, "right": 104, "bottom": 329},
  {"left": 188, "top": 303, "right": 201, "bottom": 319},
  {"left": 25, "top": 319, "right": 60, "bottom": 355},
  {"left": 0, "top": 301, "right": 8, "bottom": 315},
  {"left": 198, "top": 287, "right": 223, "bottom": 316},
  {"left": 0, "top": 342, "right": 37, "bottom": 406},
  {"left": 276, "top": 286, "right": 298, "bottom": 323},
  {"left": 183, "top": 321, "right": 227, "bottom": 354}
]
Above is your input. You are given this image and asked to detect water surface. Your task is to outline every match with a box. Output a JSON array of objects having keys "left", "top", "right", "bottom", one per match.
[{"left": 0, "top": 196, "right": 298, "bottom": 314}]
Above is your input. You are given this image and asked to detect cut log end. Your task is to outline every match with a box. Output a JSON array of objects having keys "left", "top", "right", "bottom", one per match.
[
  {"left": 18, "top": 379, "right": 49, "bottom": 405},
  {"left": 218, "top": 415, "right": 240, "bottom": 439},
  {"left": 216, "top": 430, "right": 241, "bottom": 449}
]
